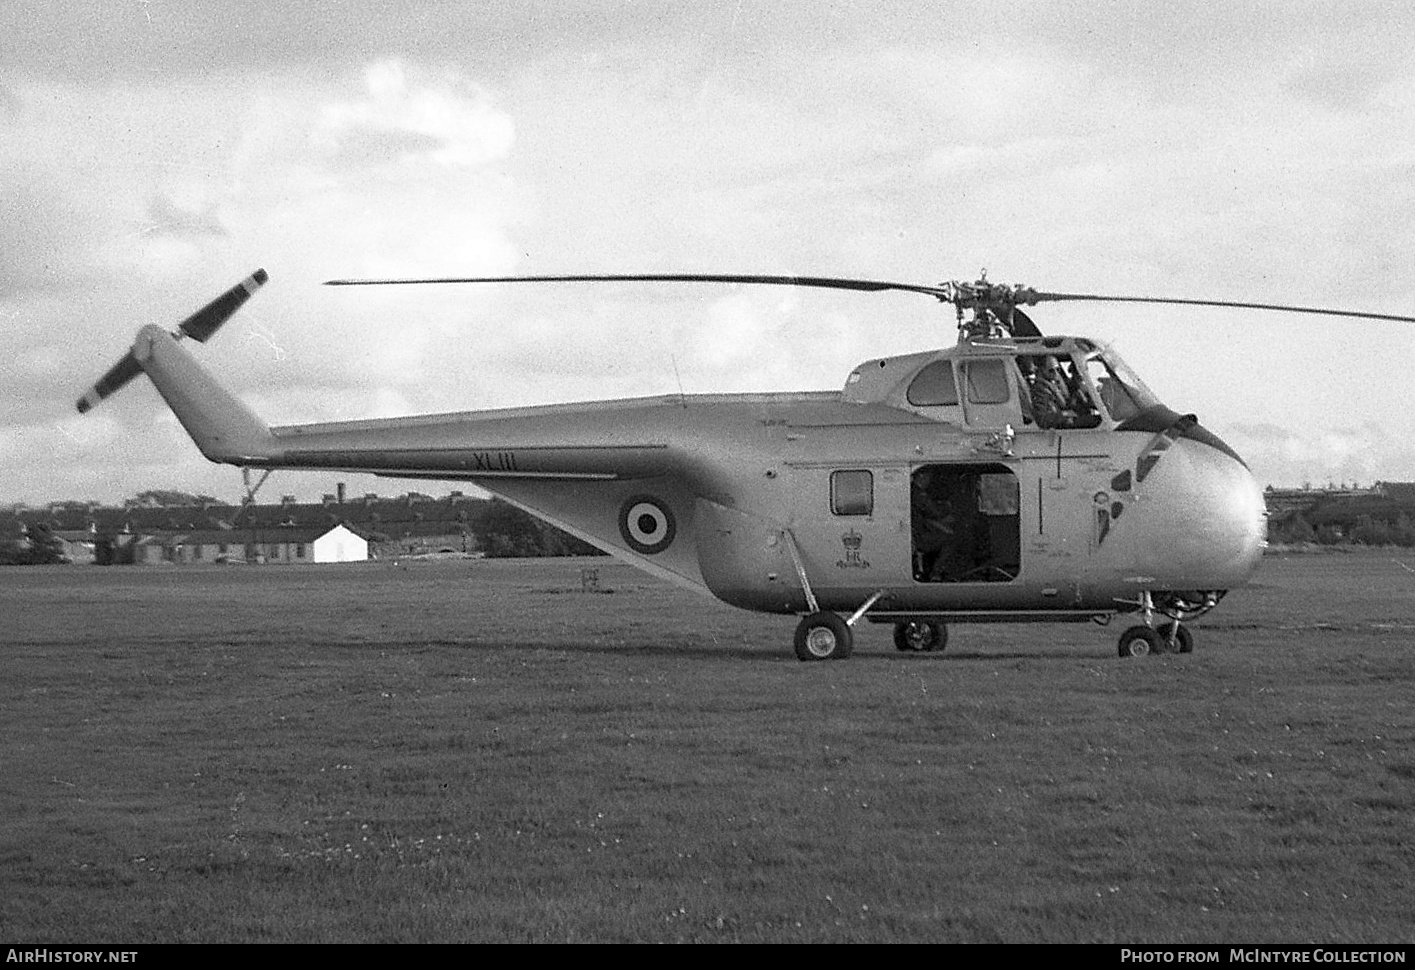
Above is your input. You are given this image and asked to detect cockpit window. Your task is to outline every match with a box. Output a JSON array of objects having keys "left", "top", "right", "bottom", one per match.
[
  {"left": 905, "top": 360, "right": 959, "bottom": 407},
  {"left": 1017, "top": 353, "right": 1101, "bottom": 429},
  {"left": 1085, "top": 349, "right": 1161, "bottom": 422}
]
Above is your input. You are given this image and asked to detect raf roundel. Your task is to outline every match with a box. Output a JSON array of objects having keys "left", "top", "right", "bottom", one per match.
[{"left": 619, "top": 495, "right": 676, "bottom": 555}]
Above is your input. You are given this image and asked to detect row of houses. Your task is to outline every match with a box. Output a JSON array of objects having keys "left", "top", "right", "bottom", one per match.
[
  {"left": 34, "top": 523, "right": 369, "bottom": 566},
  {"left": 113, "top": 524, "right": 369, "bottom": 566},
  {"left": 3, "top": 487, "right": 491, "bottom": 565}
]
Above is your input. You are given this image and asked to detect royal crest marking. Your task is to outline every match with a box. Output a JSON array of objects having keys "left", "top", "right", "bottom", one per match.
[{"left": 836, "top": 528, "right": 871, "bottom": 569}]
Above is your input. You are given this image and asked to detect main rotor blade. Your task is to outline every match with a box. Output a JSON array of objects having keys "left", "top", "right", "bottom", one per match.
[
  {"left": 1027, "top": 291, "right": 1415, "bottom": 324},
  {"left": 324, "top": 272, "right": 955, "bottom": 300},
  {"left": 323, "top": 272, "right": 1415, "bottom": 325}
]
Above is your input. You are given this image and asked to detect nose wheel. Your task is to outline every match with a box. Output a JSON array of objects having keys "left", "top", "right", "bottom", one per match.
[
  {"left": 1164, "top": 622, "right": 1194, "bottom": 654},
  {"left": 1117, "top": 590, "right": 1201, "bottom": 657},
  {"left": 1117, "top": 625, "right": 1160, "bottom": 657},
  {"left": 1117, "top": 622, "right": 1194, "bottom": 657}
]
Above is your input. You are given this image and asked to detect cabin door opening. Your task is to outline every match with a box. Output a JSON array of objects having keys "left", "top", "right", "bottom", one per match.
[{"left": 911, "top": 463, "right": 1020, "bottom": 583}]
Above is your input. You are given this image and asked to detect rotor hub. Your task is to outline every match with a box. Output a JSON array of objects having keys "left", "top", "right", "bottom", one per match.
[{"left": 940, "top": 273, "right": 1044, "bottom": 341}]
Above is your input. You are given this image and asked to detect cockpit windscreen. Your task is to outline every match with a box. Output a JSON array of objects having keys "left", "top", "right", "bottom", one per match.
[{"left": 1084, "top": 349, "right": 1161, "bottom": 422}]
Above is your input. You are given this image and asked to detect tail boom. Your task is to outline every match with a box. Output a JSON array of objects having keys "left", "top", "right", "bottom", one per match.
[{"left": 76, "top": 268, "right": 680, "bottom": 482}]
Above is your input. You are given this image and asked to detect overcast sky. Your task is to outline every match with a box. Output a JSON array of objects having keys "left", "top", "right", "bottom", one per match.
[{"left": 4, "top": 0, "right": 1415, "bottom": 505}]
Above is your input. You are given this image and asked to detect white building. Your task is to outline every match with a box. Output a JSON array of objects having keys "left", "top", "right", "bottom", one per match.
[{"left": 310, "top": 524, "right": 369, "bottom": 563}]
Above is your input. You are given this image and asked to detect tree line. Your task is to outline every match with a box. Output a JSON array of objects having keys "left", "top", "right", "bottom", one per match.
[
  {"left": 1267, "top": 490, "right": 1415, "bottom": 547},
  {"left": 0, "top": 524, "right": 65, "bottom": 565}
]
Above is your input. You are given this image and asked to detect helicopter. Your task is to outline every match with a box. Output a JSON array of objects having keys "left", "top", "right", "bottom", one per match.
[{"left": 75, "top": 269, "right": 1415, "bottom": 661}]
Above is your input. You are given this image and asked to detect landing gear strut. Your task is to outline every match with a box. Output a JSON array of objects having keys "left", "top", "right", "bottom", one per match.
[
  {"left": 784, "top": 526, "right": 888, "bottom": 661},
  {"left": 791, "top": 587, "right": 886, "bottom": 662},
  {"left": 1117, "top": 590, "right": 1207, "bottom": 657}
]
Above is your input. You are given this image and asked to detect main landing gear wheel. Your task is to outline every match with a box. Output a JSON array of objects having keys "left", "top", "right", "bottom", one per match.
[
  {"left": 1117, "top": 625, "right": 1162, "bottom": 658},
  {"left": 893, "top": 621, "right": 947, "bottom": 653},
  {"left": 794, "top": 611, "right": 853, "bottom": 661}
]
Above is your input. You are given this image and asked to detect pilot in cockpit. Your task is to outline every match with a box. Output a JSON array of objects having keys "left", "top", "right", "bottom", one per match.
[{"left": 1023, "top": 355, "right": 1101, "bottom": 430}]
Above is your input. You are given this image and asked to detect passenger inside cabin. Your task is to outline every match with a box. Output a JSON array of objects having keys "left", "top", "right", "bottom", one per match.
[
  {"left": 911, "top": 470, "right": 954, "bottom": 581},
  {"left": 911, "top": 468, "right": 979, "bottom": 582}
]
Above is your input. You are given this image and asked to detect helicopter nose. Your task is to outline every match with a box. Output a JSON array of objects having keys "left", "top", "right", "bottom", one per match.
[{"left": 1119, "top": 428, "right": 1267, "bottom": 588}]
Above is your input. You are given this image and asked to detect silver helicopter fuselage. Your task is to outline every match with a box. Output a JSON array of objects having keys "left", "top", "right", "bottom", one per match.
[{"left": 118, "top": 308, "right": 1267, "bottom": 626}]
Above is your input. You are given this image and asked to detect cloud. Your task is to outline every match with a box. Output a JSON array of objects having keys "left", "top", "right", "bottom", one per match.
[
  {"left": 0, "top": 55, "right": 529, "bottom": 501},
  {"left": 1224, "top": 421, "right": 1415, "bottom": 488},
  {"left": 1284, "top": 63, "right": 1391, "bottom": 113},
  {"left": 6, "top": 3, "right": 1415, "bottom": 506},
  {"left": 315, "top": 60, "right": 514, "bottom": 170},
  {"left": 145, "top": 195, "right": 227, "bottom": 238},
  {"left": 0, "top": 180, "right": 103, "bottom": 295}
]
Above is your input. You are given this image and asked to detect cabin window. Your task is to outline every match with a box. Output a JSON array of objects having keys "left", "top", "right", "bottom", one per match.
[
  {"left": 905, "top": 360, "right": 959, "bottom": 407},
  {"left": 964, "top": 359, "right": 1011, "bottom": 404},
  {"left": 978, "top": 472, "right": 1020, "bottom": 516},
  {"left": 831, "top": 470, "right": 874, "bottom": 516}
]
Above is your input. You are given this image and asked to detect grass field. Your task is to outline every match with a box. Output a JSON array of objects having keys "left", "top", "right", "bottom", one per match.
[{"left": 1, "top": 551, "right": 1413, "bottom": 943}]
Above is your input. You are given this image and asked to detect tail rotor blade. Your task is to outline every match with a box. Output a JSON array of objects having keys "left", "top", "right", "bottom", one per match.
[
  {"left": 76, "top": 268, "right": 269, "bottom": 414},
  {"left": 76, "top": 350, "right": 143, "bottom": 413},
  {"left": 178, "top": 268, "right": 268, "bottom": 342}
]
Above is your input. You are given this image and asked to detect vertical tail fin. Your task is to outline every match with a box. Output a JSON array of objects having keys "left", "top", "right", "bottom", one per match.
[{"left": 131, "top": 324, "right": 275, "bottom": 463}]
